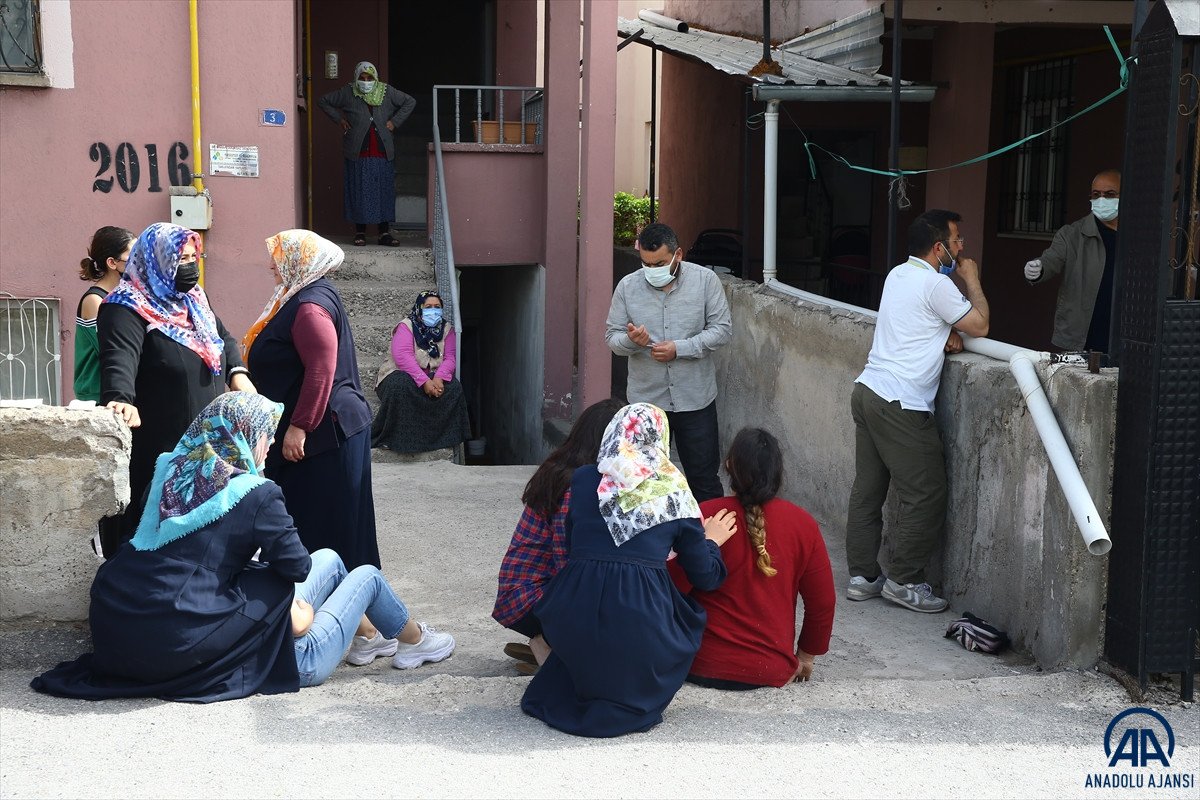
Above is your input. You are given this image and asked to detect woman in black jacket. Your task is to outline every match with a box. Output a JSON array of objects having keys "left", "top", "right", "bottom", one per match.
[{"left": 98, "top": 222, "right": 254, "bottom": 554}]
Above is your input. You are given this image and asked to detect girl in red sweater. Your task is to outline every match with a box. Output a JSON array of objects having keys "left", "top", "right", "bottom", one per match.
[{"left": 669, "top": 428, "right": 836, "bottom": 688}]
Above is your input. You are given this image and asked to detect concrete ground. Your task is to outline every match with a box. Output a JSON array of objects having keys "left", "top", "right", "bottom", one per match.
[{"left": 1, "top": 461, "right": 1195, "bottom": 799}]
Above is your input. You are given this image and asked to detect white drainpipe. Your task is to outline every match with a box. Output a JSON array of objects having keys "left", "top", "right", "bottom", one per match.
[
  {"left": 762, "top": 100, "right": 780, "bottom": 283},
  {"left": 962, "top": 335, "right": 1112, "bottom": 556}
]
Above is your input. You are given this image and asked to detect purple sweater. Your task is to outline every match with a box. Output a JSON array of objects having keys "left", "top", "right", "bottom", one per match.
[{"left": 391, "top": 323, "right": 457, "bottom": 386}]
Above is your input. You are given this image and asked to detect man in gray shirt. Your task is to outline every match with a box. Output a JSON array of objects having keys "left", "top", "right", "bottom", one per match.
[{"left": 605, "top": 222, "right": 733, "bottom": 501}]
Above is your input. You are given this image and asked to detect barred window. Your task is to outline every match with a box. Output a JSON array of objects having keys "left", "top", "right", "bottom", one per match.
[
  {"left": 999, "top": 58, "right": 1074, "bottom": 236},
  {"left": 0, "top": 294, "right": 61, "bottom": 406},
  {"left": 0, "top": 0, "right": 42, "bottom": 74}
]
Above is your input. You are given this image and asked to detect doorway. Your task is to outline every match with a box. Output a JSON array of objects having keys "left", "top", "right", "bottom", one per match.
[{"left": 302, "top": 0, "right": 493, "bottom": 236}]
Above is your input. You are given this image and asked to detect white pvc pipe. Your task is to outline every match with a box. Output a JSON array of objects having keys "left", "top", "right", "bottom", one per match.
[
  {"left": 1008, "top": 351, "right": 1112, "bottom": 555},
  {"left": 961, "top": 334, "right": 1047, "bottom": 363},
  {"left": 763, "top": 100, "right": 779, "bottom": 283},
  {"left": 638, "top": 10, "right": 688, "bottom": 32}
]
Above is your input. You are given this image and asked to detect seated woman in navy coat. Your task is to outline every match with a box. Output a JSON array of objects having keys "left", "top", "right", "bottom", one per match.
[
  {"left": 31, "top": 392, "right": 453, "bottom": 704},
  {"left": 520, "top": 403, "right": 737, "bottom": 737}
]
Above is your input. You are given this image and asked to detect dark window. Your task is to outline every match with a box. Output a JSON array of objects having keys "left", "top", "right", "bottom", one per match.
[
  {"left": 999, "top": 58, "right": 1074, "bottom": 235},
  {"left": 0, "top": 0, "right": 41, "bottom": 74}
]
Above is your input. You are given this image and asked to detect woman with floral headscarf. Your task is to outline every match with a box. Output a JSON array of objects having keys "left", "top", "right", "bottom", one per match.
[
  {"left": 243, "top": 229, "right": 379, "bottom": 571},
  {"left": 98, "top": 222, "right": 253, "bottom": 554},
  {"left": 318, "top": 60, "right": 416, "bottom": 246},
  {"left": 520, "top": 403, "right": 737, "bottom": 738},
  {"left": 31, "top": 392, "right": 455, "bottom": 703},
  {"left": 371, "top": 290, "right": 471, "bottom": 455}
]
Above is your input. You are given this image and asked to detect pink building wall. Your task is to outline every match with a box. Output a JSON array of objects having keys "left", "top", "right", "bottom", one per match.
[
  {"left": 496, "top": 0, "right": 538, "bottom": 86},
  {"left": 540, "top": 0, "right": 582, "bottom": 418},
  {"left": 658, "top": 56, "right": 744, "bottom": 259},
  {"left": 0, "top": 0, "right": 298, "bottom": 401},
  {"left": 577, "top": 0, "right": 619, "bottom": 410},
  {"left": 431, "top": 147, "right": 546, "bottom": 264},
  {"left": 663, "top": 0, "right": 875, "bottom": 39}
]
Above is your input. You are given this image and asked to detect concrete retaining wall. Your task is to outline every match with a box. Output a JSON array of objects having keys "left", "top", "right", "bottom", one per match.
[
  {"left": 0, "top": 408, "right": 131, "bottom": 627},
  {"left": 713, "top": 278, "right": 1115, "bottom": 669}
]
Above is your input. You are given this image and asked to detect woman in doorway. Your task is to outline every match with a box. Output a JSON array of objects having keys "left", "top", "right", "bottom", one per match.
[
  {"left": 243, "top": 229, "right": 379, "bottom": 571},
  {"left": 75, "top": 226, "right": 135, "bottom": 402},
  {"left": 98, "top": 223, "right": 253, "bottom": 554},
  {"left": 669, "top": 428, "right": 836, "bottom": 689},
  {"left": 520, "top": 403, "right": 736, "bottom": 738},
  {"left": 317, "top": 61, "right": 416, "bottom": 246},
  {"left": 371, "top": 290, "right": 471, "bottom": 455}
]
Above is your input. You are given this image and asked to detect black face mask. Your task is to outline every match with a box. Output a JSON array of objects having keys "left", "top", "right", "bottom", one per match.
[{"left": 174, "top": 263, "right": 200, "bottom": 294}]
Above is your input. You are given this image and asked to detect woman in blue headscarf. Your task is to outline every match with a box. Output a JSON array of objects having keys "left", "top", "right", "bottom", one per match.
[
  {"left": 31, "top": 392, "right": 455, "bottom": 703},
  {"left": 98, "top": 222, "right": 253, "bottom": 555},
  {"left": 371, "top": 290, "right": 471, "bottom": 455}
]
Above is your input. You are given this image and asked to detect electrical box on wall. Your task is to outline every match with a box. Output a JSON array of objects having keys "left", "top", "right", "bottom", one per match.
[{"left": 170, "top": 193, "right": 212, "bottom": 230}]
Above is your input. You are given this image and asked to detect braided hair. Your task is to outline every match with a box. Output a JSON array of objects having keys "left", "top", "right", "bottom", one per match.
[{"left": 725, "top": 427, "right": 784, "bottom": 577}]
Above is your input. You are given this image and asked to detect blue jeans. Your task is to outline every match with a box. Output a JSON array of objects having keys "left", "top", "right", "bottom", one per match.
[{"left": 293, "top": 549, "right": 411, "bottom": 687}]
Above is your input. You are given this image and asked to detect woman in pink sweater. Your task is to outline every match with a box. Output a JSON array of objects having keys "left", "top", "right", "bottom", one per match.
[
  {"left": 371, "top": 290, "right": 471, "bottom": 454},
  {"left": 669, "top": 427, "right": 836, "bottom": 688}
]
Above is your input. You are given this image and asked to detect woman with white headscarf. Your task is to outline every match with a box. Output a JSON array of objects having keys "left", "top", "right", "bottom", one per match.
[
  {"left": 243, "top": 230, "right": 379, "bottom": 570},
  {"left": 520, "top": 403, "right": 737, "bottom": 738},
  {"left": 318, "top": 60, "right": 416, "bottom": 246}
]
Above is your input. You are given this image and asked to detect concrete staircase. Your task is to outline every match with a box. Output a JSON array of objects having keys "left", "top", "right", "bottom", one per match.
[{"left": 328, "top": 235, "right": 452, "bottom": 463}]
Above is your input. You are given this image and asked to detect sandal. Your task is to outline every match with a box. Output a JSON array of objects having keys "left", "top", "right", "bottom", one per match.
[
  {"left": 503, "top": 642, "right": 537, "bottom": 665},
  {"left": 353, "top": 233, "right": 367, "bottom": 247},
  {"left": 378, "top": 233, "right": 401, "bottom": 247}
]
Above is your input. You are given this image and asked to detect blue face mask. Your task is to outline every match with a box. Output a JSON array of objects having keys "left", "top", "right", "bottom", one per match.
[
  {"left": 421, "top": 307, "right": 443, "bottom": 326},
  {"left": 936, "top": 243, "right": 956, "bottom": 275}
]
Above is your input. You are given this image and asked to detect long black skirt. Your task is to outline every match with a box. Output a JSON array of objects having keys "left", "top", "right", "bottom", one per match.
[
  {"left": 272, "top": 427, "right": 380, "bottom": 570},
  {"left": 371, "top": 372, "right": 471, "bottom": 454}
]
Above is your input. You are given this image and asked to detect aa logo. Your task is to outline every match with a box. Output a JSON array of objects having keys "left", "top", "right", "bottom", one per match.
[{"left": 1105, "top": 707, "right": 1174, "bottom": 768}]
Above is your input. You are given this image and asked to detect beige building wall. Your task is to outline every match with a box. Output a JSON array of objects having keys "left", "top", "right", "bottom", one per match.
[{"left": 615, "top": 0, "right": 661, "bottom": 197}]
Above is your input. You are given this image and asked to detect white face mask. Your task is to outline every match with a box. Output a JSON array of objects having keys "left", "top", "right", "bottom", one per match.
[
  {"left": 1091, "top": 197, "right": 1119, "bottom": 222},
  {"left": 641, "top": 255, "right": 677, "bottom": 288},
  {"left": 356, "top": 79, "right": 376, "bottom": 94}
]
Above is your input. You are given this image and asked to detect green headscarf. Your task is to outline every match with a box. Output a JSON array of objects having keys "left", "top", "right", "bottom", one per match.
[{"left": 352, "top": 61, "right": 387, "bottom": 107}]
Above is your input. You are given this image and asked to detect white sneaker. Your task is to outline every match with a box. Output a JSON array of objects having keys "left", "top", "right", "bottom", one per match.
[
  {"left": 345, "top": 631, "right": 399, "bottom": 666},
  {"left": 392, "top": 622, "right": 455, "bottom": 670},
  {"left": 846, "top": 575, "right": 886, "bottom": 601}
]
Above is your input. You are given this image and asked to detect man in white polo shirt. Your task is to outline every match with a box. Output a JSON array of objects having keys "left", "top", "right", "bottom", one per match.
[{"left": 845, "top": 210, "right": 990, "bottom": 613}]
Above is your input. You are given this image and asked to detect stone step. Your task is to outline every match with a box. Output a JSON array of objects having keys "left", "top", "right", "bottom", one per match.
[
  {"left": 371, "top": 445, "right": 457, "bottom": 464},
  {"left": 333, "top": 246, "right": 434, "bottom": 282}
]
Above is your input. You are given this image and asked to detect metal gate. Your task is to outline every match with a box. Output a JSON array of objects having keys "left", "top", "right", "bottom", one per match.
[{"left": 1104, "top": 0, "right": 1200, "bottom": 701}]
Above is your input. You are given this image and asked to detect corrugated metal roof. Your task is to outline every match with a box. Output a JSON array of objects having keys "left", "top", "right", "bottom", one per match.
[
  {"left": 617, "top": 15, "right": 905, "bottom": 88},
  {"left": 1166, "top": 0, "right": 1200, "bottom": 37},
  {"left": 779, "top": 6, "right": 885, "bottom": 74}
]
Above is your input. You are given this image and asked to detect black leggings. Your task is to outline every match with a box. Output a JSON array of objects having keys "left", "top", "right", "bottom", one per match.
[
  {"left": 505, "top": 611, "right": 543, "bottom": 639},
  {"left": 686, "top": 674, "right": 762, "bottom": 691}
]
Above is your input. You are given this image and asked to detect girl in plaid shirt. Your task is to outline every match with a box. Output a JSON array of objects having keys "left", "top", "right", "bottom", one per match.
[{"left": 493, "top": 399, "right": 623, "bottom": 669}]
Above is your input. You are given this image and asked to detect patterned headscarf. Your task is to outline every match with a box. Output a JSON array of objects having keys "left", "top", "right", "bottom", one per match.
[
  {"left": 351, "top": 61, "right": 387, "bottom": 106},
  {"left": 242, "top": 230, "right": 344, "bottom": 359},
  {"left": 408, "top": 290, "right": 447, "bottom": 359},
  {"left": 596, "top": 403, "right": 701, "bottom": 546},
  {"left": 131, "top": 392, "right": 285, "bottom": 551},
  {"left": 103, "top": 223, "right": 225, "bottom": 375}
]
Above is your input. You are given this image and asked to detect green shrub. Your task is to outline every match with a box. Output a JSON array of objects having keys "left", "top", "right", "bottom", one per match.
[{"left": 613, "top": 192, "right": 659, "bottom": 246}]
